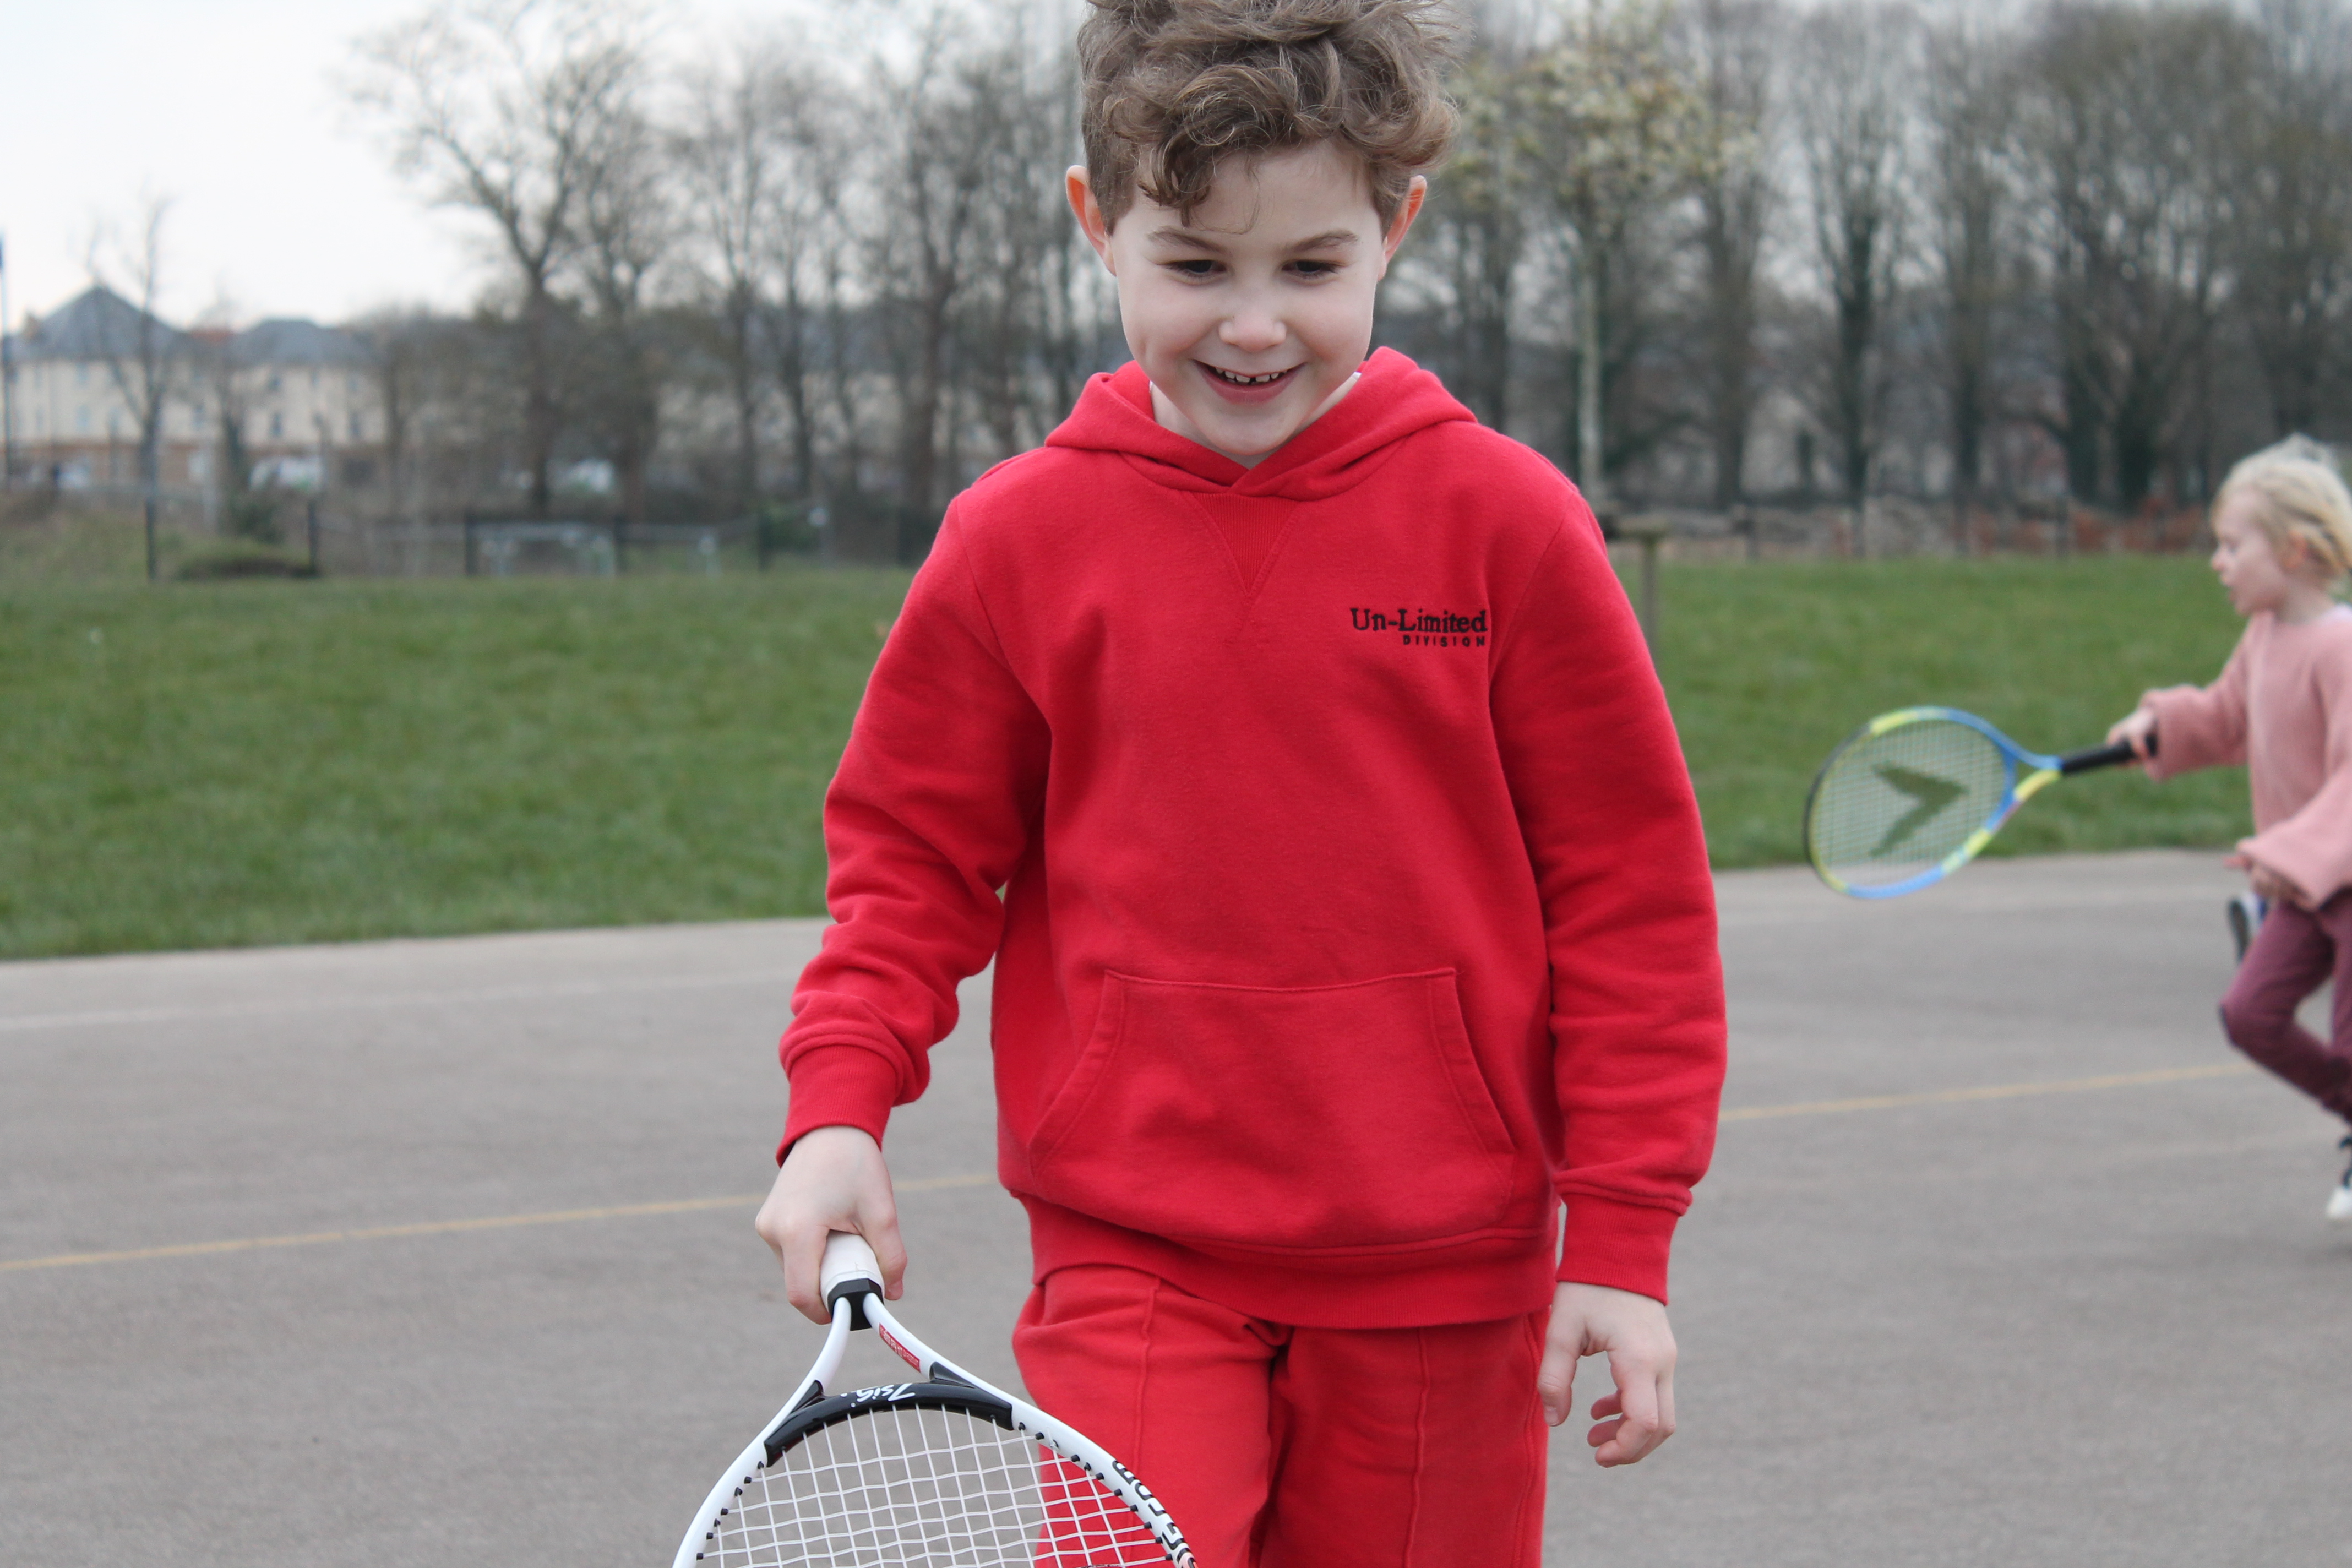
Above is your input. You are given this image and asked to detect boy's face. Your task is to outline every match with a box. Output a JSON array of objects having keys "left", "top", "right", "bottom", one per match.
[{"left": 1069, "top": 144, "right": 1424, "bottom": 466}]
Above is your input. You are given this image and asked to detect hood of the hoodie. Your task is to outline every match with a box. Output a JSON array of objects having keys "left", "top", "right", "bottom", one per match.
[{"left": 1043, "top": 347, "right": 1476, "bottom": 503}]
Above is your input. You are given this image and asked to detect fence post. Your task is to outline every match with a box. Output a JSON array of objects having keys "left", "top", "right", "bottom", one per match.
[
  {"left": 306, "top": 497, "right": 320, "bottom": 577},
  {"left": 1616, "top": 514, "right": 1669, "bottom": 650},
  {"left": 612, "top": 519, "right": 627, "bottom": 576},
  {"left": 464, "top": 510, "right": 478, "bottom": 578}
]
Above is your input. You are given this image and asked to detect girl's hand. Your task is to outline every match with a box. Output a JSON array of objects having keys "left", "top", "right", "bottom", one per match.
[
  {"left": 2105, "top": 707, "right": 2158, "bottom": 761},
  {"left": 2230, "top": 854, "right": 2314, "bottom": 911}
]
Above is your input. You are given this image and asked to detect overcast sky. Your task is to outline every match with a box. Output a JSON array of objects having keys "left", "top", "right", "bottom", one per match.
[{"left": 0, "top": 0, "right": 804, "bottom": 331}]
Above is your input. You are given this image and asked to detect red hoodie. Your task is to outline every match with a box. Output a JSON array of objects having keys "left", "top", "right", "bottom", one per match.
[{"left": 780, "top": 349, "right": 1725, "bottom": 1326}]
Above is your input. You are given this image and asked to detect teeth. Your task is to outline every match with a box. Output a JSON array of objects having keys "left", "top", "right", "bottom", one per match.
[{"left": 1210, "top": 365, "right": 1288, "bottom": 385}]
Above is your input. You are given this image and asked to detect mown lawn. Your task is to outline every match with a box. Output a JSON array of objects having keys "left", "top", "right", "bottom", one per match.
[
  {"left": 1, "top": 555, "right": 2254, "bottom": 958},
  {"left": 1, "top": 570, "right": 910, "bottom": 957}
]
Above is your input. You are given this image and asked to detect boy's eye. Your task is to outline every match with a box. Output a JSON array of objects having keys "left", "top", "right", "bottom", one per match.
[
  {"left": 1168, "top": 259, "right": 1221, "bottom": 278},
  {"left": 1290, "top": 260, "right": 1340, "bottom": 278}
]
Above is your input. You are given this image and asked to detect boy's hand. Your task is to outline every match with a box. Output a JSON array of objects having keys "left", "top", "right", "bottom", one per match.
[
  {"left": 1540, "top": 1282, "right": 1677, "bottom": 1467},
  {"left": 754, "top": 1125, "right": 906, "bottom": 1324},
  {"left": 2105, "top": 706, "right": 2158, "bottom": 761}
]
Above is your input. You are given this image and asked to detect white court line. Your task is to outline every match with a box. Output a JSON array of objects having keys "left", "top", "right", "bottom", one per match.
[
  {"left": 0, "top": 968, "right": 790, "bottom": 1034},
  {"left": 1, "top": 1065, "right": 2257, "bottom": 1275}
]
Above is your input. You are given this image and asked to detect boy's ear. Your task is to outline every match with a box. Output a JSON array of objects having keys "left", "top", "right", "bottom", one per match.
[
  {"left": 1378, "top": 176, "right": 1429, "bottom": 274},
  {"left": 1067, "top": 167, "right": 1117, "bottom": 271}
]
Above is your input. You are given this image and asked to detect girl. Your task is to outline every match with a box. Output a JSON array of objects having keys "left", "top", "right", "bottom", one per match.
[{"left": 2109, "top": 439, "right": 2352, "bottom": 1219}]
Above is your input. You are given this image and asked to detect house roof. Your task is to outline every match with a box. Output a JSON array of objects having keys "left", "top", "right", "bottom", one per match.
[
  {"left": 233, "top": 318, "right": 375, "bottom": 369},
  {"left": 9, "top": 286, "right": 186, "bottom": 362}
]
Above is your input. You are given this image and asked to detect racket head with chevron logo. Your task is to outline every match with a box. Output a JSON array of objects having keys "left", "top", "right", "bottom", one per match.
[{"left": 1803, "top": 707, "right": 2138, "bottom": 899}]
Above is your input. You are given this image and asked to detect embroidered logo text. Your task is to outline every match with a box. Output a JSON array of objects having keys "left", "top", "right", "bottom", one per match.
[{"left": 1348, "top": 606, "right": 1488, "bottom": 649}]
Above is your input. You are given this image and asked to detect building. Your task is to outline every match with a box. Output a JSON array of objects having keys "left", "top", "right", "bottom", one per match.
[
  {"left": 3, "top": 286, "right": 385, "bottom": 495},
  {"left": 6, "top": 286, "right": 201, "bottom": 489}
]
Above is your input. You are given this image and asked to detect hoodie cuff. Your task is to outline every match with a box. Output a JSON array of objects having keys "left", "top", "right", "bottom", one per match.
[
  {"left": 1556, "top": 1195, "right": 1681, "bottom": 1304},
  {"left": 776, "top": 1043, "right": 902, "bottom": 1163}
]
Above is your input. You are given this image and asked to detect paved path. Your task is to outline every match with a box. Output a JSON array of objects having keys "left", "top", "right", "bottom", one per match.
[{"left": 5, "top": 851, "right": 2348, "bottom": 1565}]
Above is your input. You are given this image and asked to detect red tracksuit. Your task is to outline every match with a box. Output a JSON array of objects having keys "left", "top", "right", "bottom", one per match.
[{"left": 779, "top": 350, "right": 1726, "bottom": 1564}]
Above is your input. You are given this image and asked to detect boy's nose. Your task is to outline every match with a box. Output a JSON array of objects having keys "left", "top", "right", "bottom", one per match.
[{"left": 1219, "top": 308, "right": 1287, "bottom": 353}]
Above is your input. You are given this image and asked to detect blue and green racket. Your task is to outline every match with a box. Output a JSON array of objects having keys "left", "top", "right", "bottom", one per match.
[{"left": 1804, "top": 707, "right": 2144, "bottom": 899}]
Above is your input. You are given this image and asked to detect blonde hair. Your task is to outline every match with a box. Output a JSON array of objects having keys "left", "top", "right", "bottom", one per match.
[{"left": 2215, "top": 435, "right": 2352, "bottom": 585}]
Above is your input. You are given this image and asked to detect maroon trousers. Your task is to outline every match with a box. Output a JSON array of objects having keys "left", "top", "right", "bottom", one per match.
[{"left": 2220, "top": 892, "right": 2352, "bottom": 1123}]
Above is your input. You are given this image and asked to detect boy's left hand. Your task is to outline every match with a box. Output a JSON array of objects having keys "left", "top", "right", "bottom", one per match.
[{"left": 1541, "top": 1282, "right": 1676, "bottom": 1467}]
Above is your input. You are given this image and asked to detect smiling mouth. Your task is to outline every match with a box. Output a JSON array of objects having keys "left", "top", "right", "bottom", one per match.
[{"left": 1204, "top": 364, "right": 1295, "bottom": 386}]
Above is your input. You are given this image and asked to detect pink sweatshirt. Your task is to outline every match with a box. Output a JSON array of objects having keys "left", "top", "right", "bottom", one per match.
[{"left": 2144, "top": 604, "right": 2352, "bottom": 904}]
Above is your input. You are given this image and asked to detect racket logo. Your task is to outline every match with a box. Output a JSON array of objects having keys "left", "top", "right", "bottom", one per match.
[
  {"left": 848, "top": 1382, "right": 913, "bottom": 1404},
  {"left": 1869, "top": 763, "right": 1966, "bottom": 856},
  {"left": 878, "top": 1323, "right": 921, "bottom": 1371}
]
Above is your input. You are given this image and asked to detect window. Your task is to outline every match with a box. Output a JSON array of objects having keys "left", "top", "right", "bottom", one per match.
[
  {"left": 348, "top": 412, "right": 364, "bottom": 441},
  {"left": 75, "top": 363, "right": 89, "bottom": 386},
  {"left": 266, "top": 373, "right": 282, "bottom": 393},
  {"left": 75, "top": 407, "right": 91, "bottom": 433},
  {"left": 269, "top": 411, "right": 284, "bottom": 439}
]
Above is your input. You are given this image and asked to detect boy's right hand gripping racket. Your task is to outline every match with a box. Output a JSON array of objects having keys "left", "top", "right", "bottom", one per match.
[
  {"left": 673, "top": 1232, "right": 1194, "bottom": 1567},
  {"left": 1803, "top": 706, "right": 2146, "bottom": 899}
]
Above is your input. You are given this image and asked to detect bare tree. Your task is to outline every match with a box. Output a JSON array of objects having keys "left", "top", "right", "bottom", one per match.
[
  {"left": 2018, "top": 1, "right": 2248, "bottom": 510},
  {"left": 1791, "top": 2, "right": 1917, "bottom": 542},
  {"left": 353, "top": 0, "right": 652, "bottom": 519},
  {"left": 867, "top": 14, "right": 1011, "bottom": 559},
  {"left": 674, "top": 39, "right": 824, "bottom": 517},
  {"left": 1921, "top": 9, "right": 2016, "bottom": 547},
  {"left": 570, "top": 90, "right": 671, "bottom": 524},
  {"left": 1409, "top": 50, "right": 1539, "bottom": 429},
  {"left": 1682, "top": 0, "right": 1774, "bottom": 508},
  {"left": 1525, "top": 0, "right": 1714, "bottom": 510},
  {"left": 2228, "top": 0, "right": 2352, "bottom": 441},
  {"left": 85, "top": 195, "right": 182, "bottom": 580}
]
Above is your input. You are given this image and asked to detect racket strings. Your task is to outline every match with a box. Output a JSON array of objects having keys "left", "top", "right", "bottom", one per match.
[
  {"left": 704, "top": 1403, "right": 1172, "bottom": 1566},
  {"left": 1809, "top": 718, "right": 2011, "bottom": 888}
]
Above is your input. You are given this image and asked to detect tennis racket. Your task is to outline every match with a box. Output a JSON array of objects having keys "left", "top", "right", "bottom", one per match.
[
  {"left": 673, "top": 1232, "right": 1195, "bottom": 1567},
  {"left": 1804, "top": 706, "right": 2146, "bottom": 899}
]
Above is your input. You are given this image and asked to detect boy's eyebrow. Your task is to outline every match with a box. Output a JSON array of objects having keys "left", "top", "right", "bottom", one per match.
[{"left": 1145, "top": 226, "right": 1364, "bottom": 252}]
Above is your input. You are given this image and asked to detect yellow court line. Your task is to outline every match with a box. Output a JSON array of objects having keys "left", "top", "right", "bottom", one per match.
[
  {"left": 1717, "top": 1061, "right": 2253, "bottom": 1123},
  {"left": 0, "top": 1172, "right": 996, "bottom": 1275},
  {"left": 2, "top": 1068, "right": 2255, "bottom": 1274}
]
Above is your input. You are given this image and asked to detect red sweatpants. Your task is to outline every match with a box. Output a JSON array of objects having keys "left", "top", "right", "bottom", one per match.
[{"left": 1012, "top": 1264, "right": 1549, "bottom": 1568}]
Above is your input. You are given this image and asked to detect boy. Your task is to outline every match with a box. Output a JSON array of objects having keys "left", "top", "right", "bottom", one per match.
[{"left": 757, "top": 1, "right": 1727, "bottom": 1561}]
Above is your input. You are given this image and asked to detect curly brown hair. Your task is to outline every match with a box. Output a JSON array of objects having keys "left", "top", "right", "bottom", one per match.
[{"left": 1078, "top": 0, "right": 1460, "bottom": 232}]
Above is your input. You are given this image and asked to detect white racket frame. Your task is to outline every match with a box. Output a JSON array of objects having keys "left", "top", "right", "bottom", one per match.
[{"left": 671, "top": 1232, "right": 1195, "bottom": 1567}]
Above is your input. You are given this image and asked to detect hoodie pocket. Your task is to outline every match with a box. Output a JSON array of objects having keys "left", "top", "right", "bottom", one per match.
[{"left": 1026, "top": 969, "right": 1517, "bottom": 1254}]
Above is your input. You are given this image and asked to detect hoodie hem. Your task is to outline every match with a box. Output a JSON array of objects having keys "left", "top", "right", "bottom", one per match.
[{"left": 1019, "top": 1193, "right": 1561, "bottom": 1329}]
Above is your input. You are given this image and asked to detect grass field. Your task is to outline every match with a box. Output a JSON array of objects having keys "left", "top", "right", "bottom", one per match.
[{"left": 0, "top": 556, "right": 2253, "bottom": 959}]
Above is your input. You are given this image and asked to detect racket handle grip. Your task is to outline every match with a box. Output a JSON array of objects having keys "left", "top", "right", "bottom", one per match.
[
  {"left": 2058, "top": 734, "right": 2154, "bottom": 774},
  {"left": 821, "top": 1232, "right": 883, "bottom": 1325}
]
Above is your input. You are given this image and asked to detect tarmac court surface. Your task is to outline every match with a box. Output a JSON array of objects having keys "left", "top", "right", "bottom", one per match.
[{"left": 5, "top": 850, "right": 2349, "bottom": 1565}]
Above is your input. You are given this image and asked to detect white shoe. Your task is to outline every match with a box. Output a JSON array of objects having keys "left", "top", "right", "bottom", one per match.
[{"left": 2331, "top": 1136, "right": 2352, "bottom": 1222}]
